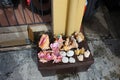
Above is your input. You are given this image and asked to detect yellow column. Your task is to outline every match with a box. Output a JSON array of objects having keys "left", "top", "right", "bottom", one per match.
[
  {"left": 52, "top": 0, "right": 86, "bottom": 36},
  {"left": 52, "top": 0, "right": 68, "bottom": 35},
  {"left": 66, "top": 0, "right": 86, "bottom": 36}
]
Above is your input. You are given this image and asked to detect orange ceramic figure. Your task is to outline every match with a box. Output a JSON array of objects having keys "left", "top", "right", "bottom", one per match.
[
  {"left": 75, "top": 32, "right": 84, "bottom": 43},
  {"left": 39, "top": 34, "right": 50, "bottom": 50}
]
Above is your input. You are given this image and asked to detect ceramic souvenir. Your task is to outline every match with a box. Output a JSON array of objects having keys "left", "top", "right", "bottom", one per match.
[
  {"left": 70, "top": 36, "right": 78, "bottom": 49},
  {"left": 65, "top": 38, "right": 70, "bottom": 46},
  {"left": 77, "top": 54, "right": 84, "bottom": 61},
  {"left": 75, "top": 48, "right": 80, "bottom": 55},
  {"left": 50, "top": 42, "right": 59, "bottom": 50},
  {"left": 66, "top": 50, "right": 74, "bottom": 57},
  {"left": 53, "top": 55, "right": 62, "bottom": 63},
  {"left": 45, "top": 53, "right": 53, "bottom": 61},
  {"left": 60, "top": 51, "right": 66, "bottom": 57},
  {"left": 69, "top": 57, "right": 76, "bottom": 63},
  {"left": 60, "top": 37, "right": 70, "bottom": 51},
  {"left": 39, "top": 58, "right": 48, "bottom": 63},
  {"left": 62, "top": 56, "right": 69, "bottom": 63},
  {"left": 75, "top": 47, "right": 85, "bottom": 55},
  {"left": 39, "top": 34, "right": 50, "bottom": 50},
  {"left": 80, "top": 47, "right": 85, "bottom": 54},
  {"left": 38, "top": 51, "right": 46, "bottom": 59},
  {"left": 61, "top": 46, "right": 71, "bottom": 51},
  {"left": 56, "top": 35, "right": 64, "bottom": 48},
  {"left": 74, "top": 32, "right": 84, "bottom": 43},
  {"left": 50, "top": 42, "right": 60, "bottom": 55},
  {"left": 84, "top": 50, "right": 90, "bottom": 58}
]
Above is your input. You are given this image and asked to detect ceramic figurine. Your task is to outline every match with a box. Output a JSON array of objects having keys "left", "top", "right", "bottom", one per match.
[
  {"left": 61, "top": 46, "right": 71, "bottom": 51},
  {"left": 75, "top": 48, "right": 80, "bottom": 55},
  {"left": 50, "top": 42, "right": 59, "bottom": 51},
  {"left": 74, "top": 32, "right": 84, "bottom": 43},
  {"left": 50, "top": 42, "right": 61, "bottom": 56},
  {"left": 65, "top": 37, "right": 70, "bottom": 46},
  {"left": 39, "top": 34, "right": 50, "bottom": 50},
  {"left": 53, "top": 55, "right": 62, "bottom": 63},
  {"left": 75, "top": 47, "right": 85, "bottom": 55},
  {"left": 61, "top": 37, "right": 78, "bottom": 51},
  {"left": 84, "top": 50, "right": 90, "bottom": 58},
  {"left": 77, "top": 54, "right": 84, "bottom": 61},
  {"left": 70, "top": 36, "right": 78, "bottom": 49},
  {"left": 60, "top": 51, "right": 67, "bottom": 57},
  {"left": 62, "top": 56, "right": 69, "bottom": 63},
  {"left": 38, "top": 51, "right": 54, "bottom": 63},
  {"left": 66, "top": 50, "right": 74, "bottom": 57},
  {"left": 56, "top": 35, "right": 64, "bottom": 49},
  {"left": 39, "top": 58, "right": 48, "bottom": 63},
  {"left": 61, "top": 38, "right": 71, "bottom": 51},
  {"left": 45, "top": 53, "right": 53, "bottom": 61},
  {"left": 69, "top": 57, "right": 76, "bottom": 63},
  {"left": 80, "top": 47, "right": 85, "bottom": 54},
  {"left": 38, "top": 51, "right": 46, "bottom": 59}
]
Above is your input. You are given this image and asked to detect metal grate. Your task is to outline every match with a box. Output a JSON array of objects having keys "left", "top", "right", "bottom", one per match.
[{"left": 0, "top": 0, "right": 51, "bottom": 27}]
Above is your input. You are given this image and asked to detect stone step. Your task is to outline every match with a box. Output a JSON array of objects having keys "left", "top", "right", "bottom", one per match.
[
  {"left": 0, "top": 24, "right": 52, "bottom": 48},
  {"left": 0, "top": 25, "right": 29, "bottom": 48},
  {"left": 0, "top": 25, "right": 28, "bottom": 34},
  {"left": 0, "top": 31, "right": 28, "bottom": 42},
  {"left": 0, "top": 31, "right": 29, "bottom": 48}
]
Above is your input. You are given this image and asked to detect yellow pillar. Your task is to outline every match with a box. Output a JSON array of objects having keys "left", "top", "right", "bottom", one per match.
[
  {"left": 52, "top": 0, "right": 68, "bottom": 35},
  {"left": 53, "top": 0, "right": 86, "bottom": 36},
  {"left": 66, "top": 0, "right": 86, "bottom": 36}
]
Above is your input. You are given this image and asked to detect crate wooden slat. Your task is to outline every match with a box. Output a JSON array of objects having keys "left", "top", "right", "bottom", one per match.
[{"left": 0, "top": 3, "right": 51, "bottom": 27}]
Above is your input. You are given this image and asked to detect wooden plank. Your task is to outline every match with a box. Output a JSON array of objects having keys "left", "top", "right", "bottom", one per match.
[
  {"left": 41, "top": 14, "right": 51, "bottom": 22},
  {"left": 14, "top": 4, "right": 25, "bottom": 24},
  {"left": 0, "top": 7, "right": 9, "bottom": 26},
  {"left": 31, "top": 12, "right": 41, "bottom": 23},
  {"left": 23, "top": 8, "right": 32, "bottom": 24},
  {"left": 0, "top": 2, "right": 51, "bottom": 27},
  {"left": 4, "top": 8, "right": 17, "bottom": 25}
]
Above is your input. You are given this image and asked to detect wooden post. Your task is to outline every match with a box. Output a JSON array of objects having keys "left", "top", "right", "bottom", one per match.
[
  {"left": 52, "top": 0, "right": 68, "bottom": 35},
  {"left": 52, "top": 0, "right": 86, "bottom": 36},
  {"left": 66, "top": 0, "right": 86, "bottom": 36}
]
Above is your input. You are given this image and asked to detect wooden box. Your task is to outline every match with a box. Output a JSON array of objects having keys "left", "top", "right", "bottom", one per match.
[{"left": 37, "top": 40, "right": 94, "bottom": 76}]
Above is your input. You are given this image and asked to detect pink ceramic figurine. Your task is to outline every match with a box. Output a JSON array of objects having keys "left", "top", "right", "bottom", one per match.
[{"left": 39, "top": 34, "right": 50, "bottom": 50}]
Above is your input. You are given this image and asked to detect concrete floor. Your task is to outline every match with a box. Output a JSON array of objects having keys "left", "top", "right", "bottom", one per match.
[{"left": 0, "top": 7, "right": 120, "bottom": 80}]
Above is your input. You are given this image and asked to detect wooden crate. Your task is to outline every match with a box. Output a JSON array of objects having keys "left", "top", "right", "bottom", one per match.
[{"left": 37, "top": 41, "right": 94, "bottom": 76}]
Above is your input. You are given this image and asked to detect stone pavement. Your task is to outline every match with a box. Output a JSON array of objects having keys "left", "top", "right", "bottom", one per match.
[{"left": 0, "top": 38, "right": 120, "bottom": 80}]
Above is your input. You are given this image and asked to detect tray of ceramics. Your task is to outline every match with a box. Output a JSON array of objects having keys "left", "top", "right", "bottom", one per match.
[{"left": 37, "top": 32, "right": 93, "bottom": 67}]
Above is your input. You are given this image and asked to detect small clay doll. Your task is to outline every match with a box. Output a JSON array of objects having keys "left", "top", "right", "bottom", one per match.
[
  {"left": 38, "top": 34, "right": 50, "bottom": 50},
  {"left": 50, "top": 42, "right": 60, "bottom": 55},
  {"left": 84, "top": 50, "right": 90, "bottom": 58},
  {"left": 55, "top": 35, "right": 64, "bottom": 49},
  {"left": 38, "top": 51, "right": 53, "bottom": 63},
  {"left": 74, "top": 32, "right": 84, "bottom": 43},
  {"left": 61, "top": 37, "right": 71, "bottom": 51},
  {"left": 77, "top": 54, "right": 84, "bottom": 61},
  {"left": 70, "top": 36, "right": 78, "bottom": 49},
  {"left": 75, "top": 47, "right": 85, "bottom": 55},
  {"left": 75, "top": 48, "right": 80, "bottom": 55}
]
